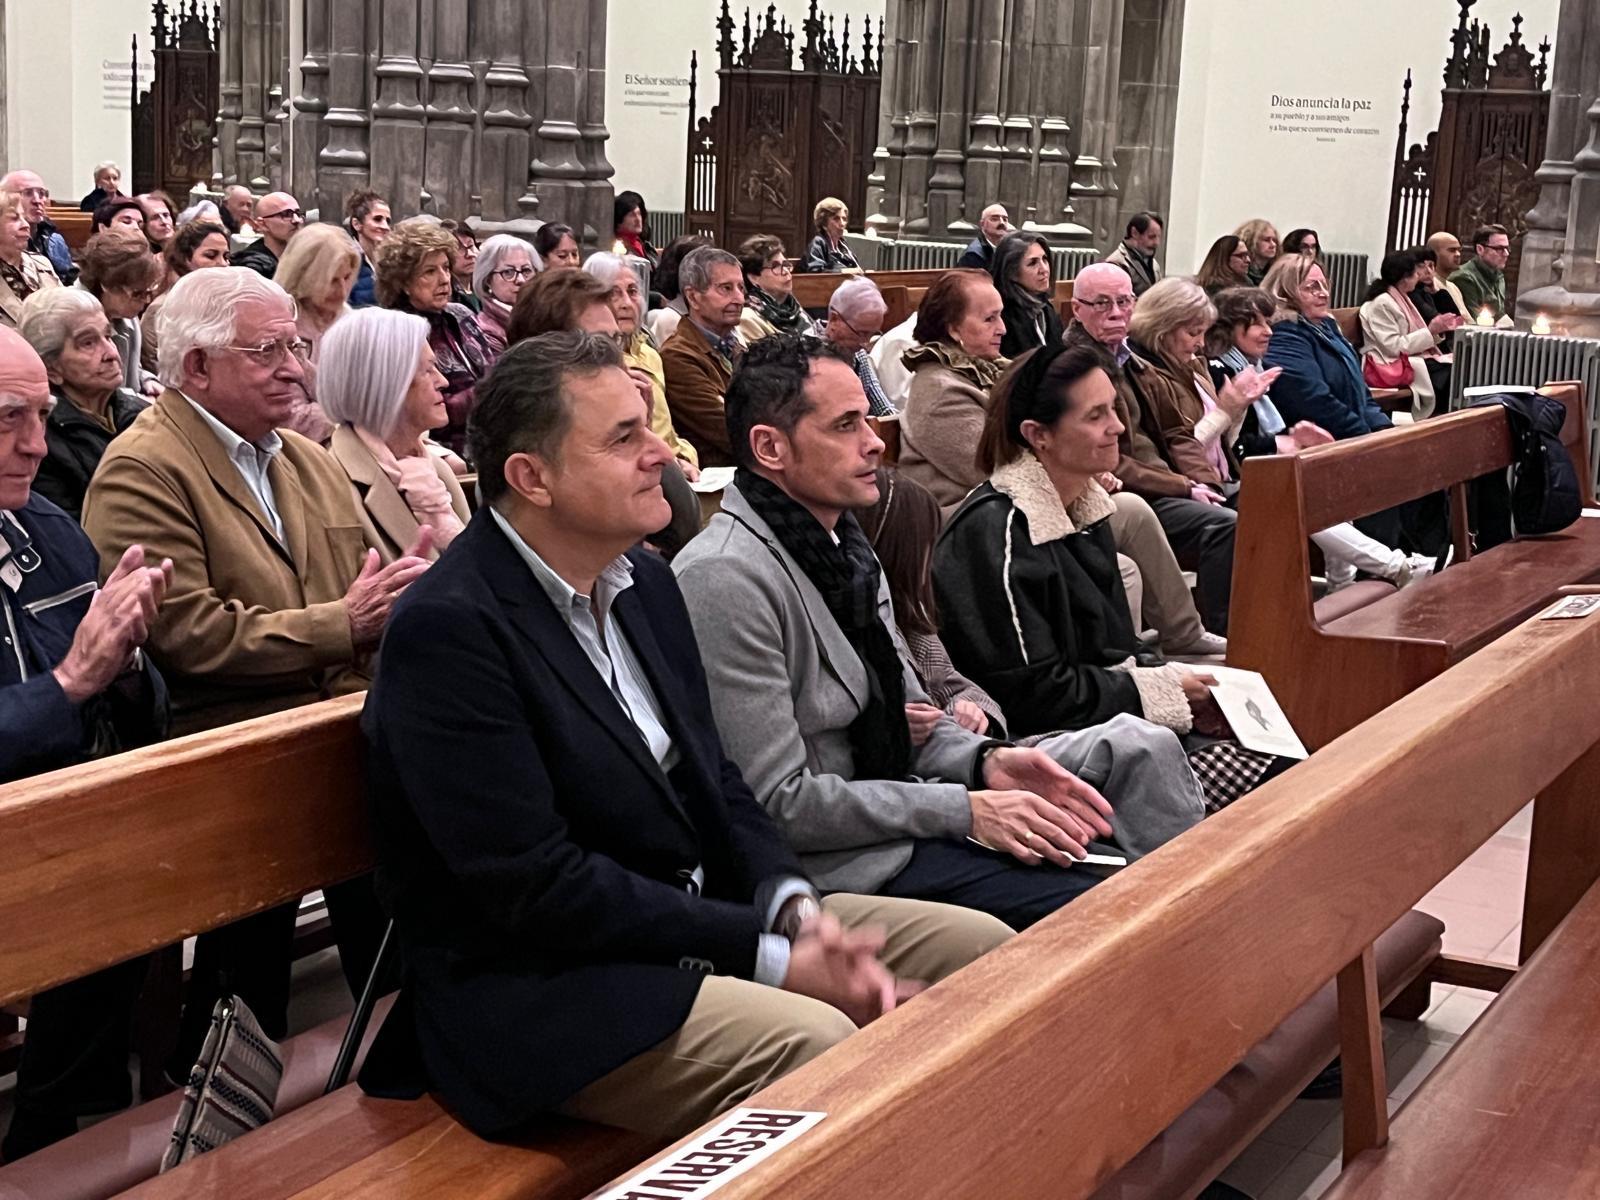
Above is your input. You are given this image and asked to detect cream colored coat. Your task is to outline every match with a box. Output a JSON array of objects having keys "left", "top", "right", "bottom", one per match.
[
  {"left": 1358, "top": 290, "right": 1443, "bottom": 419},
  {"left": 0, "top": 253, "right": 61, "bottom": 327},
  {"left": 328, "top": 423, "right": 470, "bottom": 564}
]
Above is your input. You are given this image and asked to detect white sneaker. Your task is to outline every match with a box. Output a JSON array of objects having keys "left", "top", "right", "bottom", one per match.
[
  {"left": 1170, "top": 630, "right": 1228, "bottom": 656},
  {"left": 1393, "top": 554, "right": 1436, "bottom": 589}
]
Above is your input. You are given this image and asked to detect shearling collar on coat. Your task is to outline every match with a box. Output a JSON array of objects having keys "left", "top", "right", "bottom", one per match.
[{"left": 990, "top": 451, "right": 1116, "bottom": 546}]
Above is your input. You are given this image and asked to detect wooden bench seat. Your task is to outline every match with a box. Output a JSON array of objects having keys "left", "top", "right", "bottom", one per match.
[
  {"left": 1230, "top": 381, "right": 1595, "bottom": 750},
  {"left": 1324, "top": 879, "right": 1600, "bottom": 1199}
]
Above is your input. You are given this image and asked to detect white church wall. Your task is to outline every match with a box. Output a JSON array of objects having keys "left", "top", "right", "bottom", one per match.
[{"left": 1165, "top": 0, "right": 1559, "bottom": 276}]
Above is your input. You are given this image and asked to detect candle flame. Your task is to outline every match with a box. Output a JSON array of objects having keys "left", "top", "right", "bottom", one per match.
[
  {"left": 1476, "top": 307, "right": 1495, "bottom": 327},
  {"left": 1532, "top": 313, "right": 1552, "bottom": 335}
]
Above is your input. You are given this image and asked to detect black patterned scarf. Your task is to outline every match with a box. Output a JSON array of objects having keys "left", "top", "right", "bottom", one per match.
[
  {"left": 737, "top": 469, "right": 912, "bottom": 782},
  {"left": 746, "top": 281, "right": 813, "bottom": 337}
]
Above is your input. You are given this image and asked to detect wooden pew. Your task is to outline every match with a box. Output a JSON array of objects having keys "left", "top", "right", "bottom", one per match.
[
  {"left": 1332, "top": 307, "right": 1411, "bottom": 415},
  {"left": 595, "top": 608, "right": 1600, "bottom": 1198},
  {"left": 45, "top": 205, "right": 93, "bottom": 255},
  {"left": 790, "top": 268, "right": 958, "bottom": 313},
  {"left": 0, "top": 697, "right": 653, "bottom": 1200},
  {"left": 1229, "top": 381, "right": 1599, "bottom": 751}
]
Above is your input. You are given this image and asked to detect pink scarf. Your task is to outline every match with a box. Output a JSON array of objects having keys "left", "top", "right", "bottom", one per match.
[
  {"left": 1388, "top": 287, "right": 1441, "bottom": 359},
  {"left": 355, "top": 427, "right": 464, "bottom": 551},
  {"left": 1191, "top": 373, "right": 1231, "bottom": 482}
]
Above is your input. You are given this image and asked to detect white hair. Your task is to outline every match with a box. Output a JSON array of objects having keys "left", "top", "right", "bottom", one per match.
[
  {"left": 178, "top": 199, "right": 222, "bottom": 226},
  {"left": 584, "top": 252, "right": 649, "bottom": 301},
  {"left": 829, "top": 276, "right": 887, "bottom": 323},
  {"left": 315, "top": 307, "right": 429, "bottom": 440},
  {"left": 18, "top": 288, "right": 104, "bottom": 365},
  {"left": 472, "top": 234, "right": 535, "bottom": 303},
  {"left": 94, "top": 161, "right": 121, "bottom": 178},
  {"left": 157, "top": 268, "right": 292, "bottom": 389}
]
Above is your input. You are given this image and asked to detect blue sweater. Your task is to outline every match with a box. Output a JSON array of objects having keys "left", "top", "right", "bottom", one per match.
[{"left": 1263, "top": 315, "right": 1393, "bottom": 440}]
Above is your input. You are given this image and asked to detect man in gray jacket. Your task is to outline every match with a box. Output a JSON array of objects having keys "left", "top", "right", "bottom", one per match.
[{"left": 674, "top": 336, "right": 1203, "bottom": 928}]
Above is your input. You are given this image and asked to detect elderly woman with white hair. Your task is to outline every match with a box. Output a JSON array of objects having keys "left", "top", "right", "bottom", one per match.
[
  {"left": 471, "top": 233, "right": 537, "bottom": 357},
  {"left": 820, "top": 276, "right": 895, "bottom": 416},
  {"left": 583, "top": 251, "right": 699, "bottom": 477},
  {"left": 319, "top": 307, "right": 469, "bottom": 562},
  {"left": 17, "top": 288, "right": 147, "bottom": 519}
]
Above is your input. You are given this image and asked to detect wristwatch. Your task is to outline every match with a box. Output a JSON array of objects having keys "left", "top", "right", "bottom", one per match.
[{"left": 776, "top": 895, "right": 821, "bottom": 943}]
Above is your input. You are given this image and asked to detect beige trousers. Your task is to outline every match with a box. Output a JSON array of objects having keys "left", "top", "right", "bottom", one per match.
[
  {"left": 1108, "top": 491, "right": 1207, "bottom": 651},
  {"left": 555, "top": 894, "right": 1011, "bottom": 1140}
]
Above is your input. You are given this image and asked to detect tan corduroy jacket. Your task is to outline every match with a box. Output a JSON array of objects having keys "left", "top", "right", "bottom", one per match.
[{"left": 81, "top": 389, "right": 372, "bottom": 734}]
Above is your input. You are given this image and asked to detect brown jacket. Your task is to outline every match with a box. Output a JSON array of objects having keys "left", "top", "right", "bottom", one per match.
[
  {"left": 1133, "top": 347, "right": 1236, "bottom": 488},
  {"left": 81, "top": 389, "right": 371, "bottom": 734},
  {"left": 660, "top": 320, "right": 735, "bottom": 468},
  {"left": 0, "top": 253, "right": 61, "bottom": 327},
  {"left": 897, "top": 343, "right": 1006, "bottom": 515},
  {"left": 1063, "top": 322, "right": 1191, "bottom": 499},
  {"left": 328, "top": 424, "right": 469, "bottom": 564}
]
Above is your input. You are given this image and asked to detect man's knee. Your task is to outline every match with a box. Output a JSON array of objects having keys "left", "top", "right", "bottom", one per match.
[{"left": 762, "top": 1000, "right": 858, "bottom": 1077}]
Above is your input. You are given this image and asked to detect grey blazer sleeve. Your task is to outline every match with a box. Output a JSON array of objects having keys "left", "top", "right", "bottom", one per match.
[{"left": 679, "top": 557, "right": 973, "bottom": 854}]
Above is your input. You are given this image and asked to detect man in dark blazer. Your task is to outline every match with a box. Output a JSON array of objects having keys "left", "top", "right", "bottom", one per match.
[{"left": 360, "top": 331, "right": 1009, "bottom": 1141}]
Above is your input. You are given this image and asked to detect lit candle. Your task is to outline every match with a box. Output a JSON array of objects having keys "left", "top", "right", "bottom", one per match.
[
  {"left": 1476, "top": 307, "right": 1495, "bottom": 327},
  {"left": 1531, "top": 313, "right": 1552, "bottom": 335}
]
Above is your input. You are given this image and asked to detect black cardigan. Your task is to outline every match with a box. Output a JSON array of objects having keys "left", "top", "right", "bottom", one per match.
[
  {"left": 933, "top": 481, "right": 1162, "bottom": 737},
  {"left": 998, "top": 295, "right": 1064, "bottom": 360}
]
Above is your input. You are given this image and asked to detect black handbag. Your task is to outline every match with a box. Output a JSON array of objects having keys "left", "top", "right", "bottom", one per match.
[{"left": 1468, "top": 392, "right": 1583, "bottom": 536}]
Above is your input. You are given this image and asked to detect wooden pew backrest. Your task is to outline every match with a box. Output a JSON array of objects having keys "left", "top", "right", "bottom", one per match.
[
  {"left": 0, "top": 694, "right": 368, "bottom": 1006},
  {"left": 601, "top": 611, "right": 1600, "bottom": 1199}
]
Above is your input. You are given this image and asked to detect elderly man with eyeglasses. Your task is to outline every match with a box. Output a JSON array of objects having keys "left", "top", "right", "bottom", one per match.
[
  {"left": 1065, "top": 262, "right": 1237, "bottom": 633},
  {"left": 233, "top": 191, "right": 305, "bottom": 279},
  {"left": 81, "top": 267, "right": 430, "bottom": 1076},
  {"left": 821, "top": 276, "right": 895, "bottom": 416}
]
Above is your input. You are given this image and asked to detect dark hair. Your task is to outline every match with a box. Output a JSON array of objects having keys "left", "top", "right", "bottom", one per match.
[
  {"left": 853, "top": 468, "right": 943, "bottom": 636},
  {"left": 1408, "top": 244, "right": 1437, "bottom": 266},
  {"left": 343, "top": 188, "right": 386, "bottom": 226},
  {"left": 534, "top": 223, "right": 576, "bottom": 260},
  {"left": 990, "top": 231, "right": 1052, "bottom": 311},
  {"left": 468, "top": 331, "right": 626, "bottom": 504},
  {"left": 738, "top": 234, "right": 787, "bottom": 280},
  {"left": 1196, "top": 235, "right": 1249, "bottom": 294},
  {"left": 1365, "top": 249, "right": 1419, "bottom": 302},
  {"left": 1126, "top": 211, "right": 1163, "bottom": 237},
  {"left": 506, "top": 269, "right": 613, "bottom": 344},
  {"left": 91, "top": 195, "right": 145, "bottom": 235},
  {"left": 656, "top": 235, "right": 712, "bottom": 300},
  {"left": 614, "top": 190, "right": 650, "bottom": 240},
  {"left": 913, "top": 269, "right": 993, "bottom": 345},
  {"left": 1205, "top": 286, "right": 1276, "bottom": 357},
  {"left": 723, "top": 334, "right": 852, "bottom": 470},
  {"left": 1471, "top": 224, "right": 1508, "bottom": 248},
  {"left": 1282, "top": 228, "right": 1320, "bottom": 256},
  {"left": 165, "top": 220, "right": 228, "bottom": 277},
  {"left": 977, "top": 343, "right": 1118, "bottom": 473}
]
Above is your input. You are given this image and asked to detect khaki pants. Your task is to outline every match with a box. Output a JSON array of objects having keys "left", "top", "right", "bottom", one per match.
[
  {"left": 555, "top": 894, "right": 1011, "bottom": 1139},
  {"left": 1109, "top": 491, "right": 1207, "bottom": 651}
]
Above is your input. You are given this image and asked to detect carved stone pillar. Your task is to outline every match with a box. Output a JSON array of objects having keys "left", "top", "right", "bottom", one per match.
[
  {"left": 1517, "top": 3, "right": 1600, "bottom": 335},
  {"left": 523, "top": 0, "right": 607, "bottom": 244},
  {"left": 264, "top": 0, "right": 286, "bottom": 187},
  {"left": 369, "top": 0, "right": 426, "bottom": 211},
  {"left": 235, "top": 0, "right": 270, "bottom": 189},
  {"left": 474, "top": 0, "right": 535, "bottom": 225},
  {"left": 866, "top": 8, "right": 905, "bottom": 235},
  {"left": 309, "top": 0, "right": 371, "bottom": 218},
  {"left": 213, "top": 0, "right": 243, "bottom": 187},
  {"left": 576, "top": 0, "right": 616, "bottom": 248},
  {"left": 424, "top": 0, "right": 477, "bottom": 219},
  {"left": 953, "top": 0, "right": 1005, "bottom": 236},
  {"left": 1114, "top": 0, "right": 1187, "bottom": 243},
  {"left": 924, "top": 0, "right": 972, "bottom": 235},
  {"left": 290, "top": 0, "right": 330, "bottom": 204},
  {"left": 1065, "top": 0, "right": 1125, "bottom": 245}
]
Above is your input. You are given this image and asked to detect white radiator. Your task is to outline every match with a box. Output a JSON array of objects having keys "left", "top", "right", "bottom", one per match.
[
  {"left": 1451, "top": 327, "right": 1600, "bottom": 489},
  {"left": 1321, "top": 251, "right": 1370, "bottom": 309}
]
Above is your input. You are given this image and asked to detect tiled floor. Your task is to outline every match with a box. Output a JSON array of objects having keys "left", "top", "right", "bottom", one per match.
[{"left": 1213, "top": 804, "right": 1530, "bottom": 1199}]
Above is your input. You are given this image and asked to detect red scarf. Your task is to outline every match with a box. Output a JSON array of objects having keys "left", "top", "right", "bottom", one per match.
[{"left": 618, "top": 230, "right": 647, "bottom": 259}]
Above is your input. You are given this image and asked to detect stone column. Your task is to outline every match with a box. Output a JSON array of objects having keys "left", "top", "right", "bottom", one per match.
[
  {"left": 235, "top": 0, "right": 270, "bottom": 189},
  {"left": 576, "top": 0, "right": 616, "bottom": 247},
  {"left": 213, "top": 0, "right": 243, "bottom": 187},
  {"left": 310, "top": 0, "right": 371, "bottom": 218},
  {"left": 924, "top": 0, "right": 973, "bottom": 234},
  {"left": 895, "top": 0, "right": 945, "bottom": 234},
  {"left": 866, "top": 7, "right": 906, "bottom": 235},
  {"left": 1114, "top": 0, "right": 1187, "bottom": 247},
  {"left": 1517, "top": 4, "right": 1600, "bottom": 334},
  {"left": 290, "top": 0, "right": 330, "bottom": 204},
  {"left": 263, "top": 0, "right": 289, "bottom": 189},
  {"left": 523, "top": 0, "right": 602, "bottom": 243},
  {"left": 474, "top": 0, "right": 535, "bottom": 225},
  {"left": 1519, "top": 0, "right": 1598, "bottom": 296},
  {"left": 369, "top": 0, "right": 426, "bottom": 211},
  {"left": 995, "top": 0, "right": 1037, "bottom": 226},
  {"left": 953, "top": 0, "right": 1005, "bottom": 236},
  {"left": 1066, "top": 0, "right": 1125, "bottom": 245},
  {"left": 424, "top": 0, "right": 478, "bottom": 219}
]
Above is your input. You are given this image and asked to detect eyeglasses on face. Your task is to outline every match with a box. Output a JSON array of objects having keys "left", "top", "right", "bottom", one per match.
[
  {"left": 219, "top": 337, "right": 312, "bottom": 368},
  {"left": 1082, "top": 295, "right": 1136, "bottom": 313},
  {"left": 764, "top": 259, "right": 794, "bottom": 275},
  {"left": 1300, "top": 279, "right": 1330, "bottom": 295},
  {"left": 261, "top": 208, "right": 304, "bottom": 222},
  {"left": 493, "top": 265, "right": 536, "bottom": 283}
]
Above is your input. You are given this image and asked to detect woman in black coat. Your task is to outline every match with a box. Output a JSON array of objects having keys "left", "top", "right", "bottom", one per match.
[
  {"left": 992, "top": 232, "right": 1063, "bottom": 360},
  {"left": 802, "top": 196, "right": 860, "bottom": 272}
]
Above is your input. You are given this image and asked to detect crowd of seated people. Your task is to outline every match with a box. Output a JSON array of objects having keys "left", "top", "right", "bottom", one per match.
[{"left": 0, "top": 168, "right": 1543, "bottom": 1186}]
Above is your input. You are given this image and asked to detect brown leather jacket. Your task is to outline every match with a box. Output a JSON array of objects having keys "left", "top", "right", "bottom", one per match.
[{"left": 1063, "top": 322, "right": 1191, "bottom": 499}]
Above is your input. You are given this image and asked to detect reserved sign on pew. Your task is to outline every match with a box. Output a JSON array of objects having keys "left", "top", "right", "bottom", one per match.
[{"left": 593, "top": 1109, "right": 826, "bottom": 1199}]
